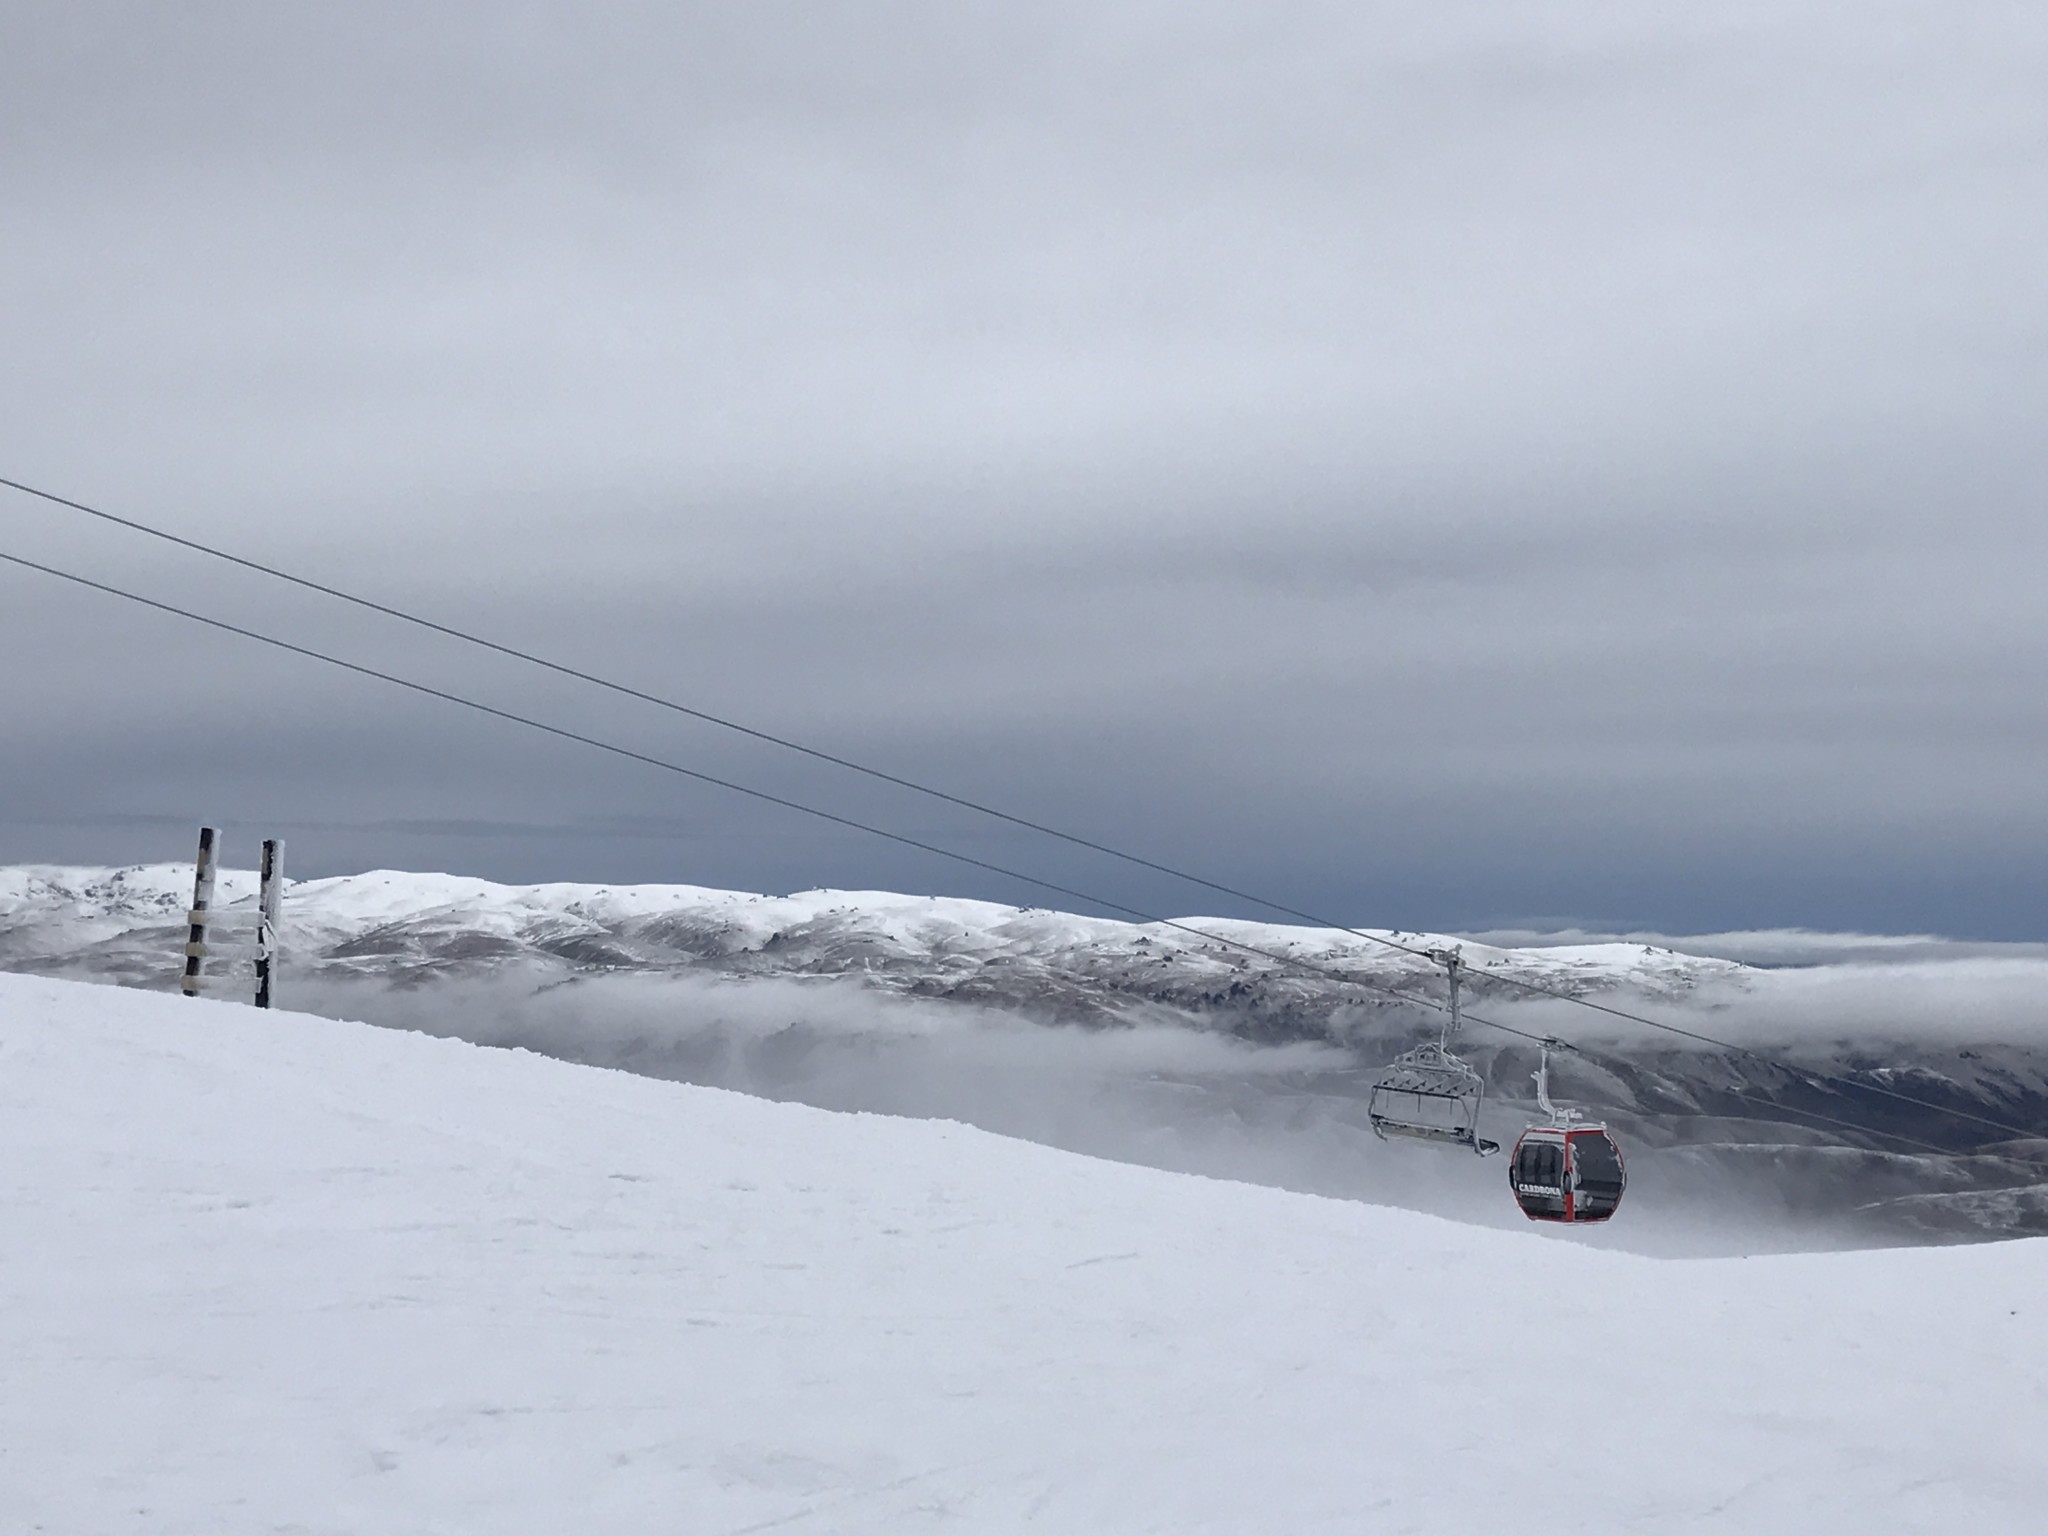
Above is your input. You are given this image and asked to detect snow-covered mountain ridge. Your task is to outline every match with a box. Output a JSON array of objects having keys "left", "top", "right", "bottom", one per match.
[
  {"left": 0, "top": 860, "right": 1744, "bottom": 991},
  {"left": 0, "top": 861, "right": 1747, "bottom": 1012}
]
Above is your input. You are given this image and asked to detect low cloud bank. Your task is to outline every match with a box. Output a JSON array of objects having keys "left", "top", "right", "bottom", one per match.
[
  {"left": 285, "top": 967, "right": 1922, "bottom": 1257},
  {"left": 1470, "top": 925, "right": 2048, "bottom": 969},
  {"left": 1474, "top": 957, "right": 2048, "bottom": 1051}
]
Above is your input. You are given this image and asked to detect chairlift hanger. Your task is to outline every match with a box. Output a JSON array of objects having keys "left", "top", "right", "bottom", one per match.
[{"left": 1366, "top": 948, "right": 1501, "bottom": 1157}]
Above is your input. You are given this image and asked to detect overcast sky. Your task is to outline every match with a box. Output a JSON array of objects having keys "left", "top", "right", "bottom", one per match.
[{"left": 3, "top": 2, "right": 2045, "bottom": 937}]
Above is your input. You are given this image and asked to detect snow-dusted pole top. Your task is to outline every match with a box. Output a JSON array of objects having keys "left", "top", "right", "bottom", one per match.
[{"left": 179, "top": 826, "right": 217, "bottom": 998}]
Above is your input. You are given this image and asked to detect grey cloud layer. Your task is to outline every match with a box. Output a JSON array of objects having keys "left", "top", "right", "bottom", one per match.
[{"left": 4, "top": 3, "right": 2045, "bottom": 936}]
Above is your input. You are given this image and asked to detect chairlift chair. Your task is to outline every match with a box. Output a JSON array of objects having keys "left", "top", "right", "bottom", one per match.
[
  {"left": 1509, "top": 1041, "right": 1627, "bottom": 1224},
  {"left": 1367, "top": 949, "right": 1500, "bottom": 1157}
]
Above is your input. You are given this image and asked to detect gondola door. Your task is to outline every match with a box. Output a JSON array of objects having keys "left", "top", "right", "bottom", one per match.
[{"left": 1510, "top": 1129, "right": 1570, "bottom": 1220}]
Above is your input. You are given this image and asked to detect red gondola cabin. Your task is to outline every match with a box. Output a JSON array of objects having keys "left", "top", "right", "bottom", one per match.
[{"left": 1509, "top": 1124, "right": 1627, "bottom": 1223}]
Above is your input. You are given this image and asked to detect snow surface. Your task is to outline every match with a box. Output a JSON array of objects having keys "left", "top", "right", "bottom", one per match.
[{"left": 3, "top": 971, "right": 2043, "bottom": 1533}]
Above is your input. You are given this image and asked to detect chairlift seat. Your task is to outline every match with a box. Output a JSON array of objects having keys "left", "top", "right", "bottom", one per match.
[{"left": 1368, "top": 1042, "right": 1501, "bottom": 1156}]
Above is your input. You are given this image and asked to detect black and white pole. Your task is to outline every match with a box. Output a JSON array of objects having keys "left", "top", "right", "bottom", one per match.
[
  {"left": 180, "top": 825, "right": 218, "bottom": 998},
  {"left": 255, "top": 837, "right": 284, "bottom": 1009}
]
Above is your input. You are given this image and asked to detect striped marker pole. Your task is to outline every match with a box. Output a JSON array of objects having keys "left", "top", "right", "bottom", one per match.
[
  {"left": 180, "top": 825, "right": 217, "bottom": 997},
  {"left": 255, "top": 837, "right": 284, "bottom": 1009}
]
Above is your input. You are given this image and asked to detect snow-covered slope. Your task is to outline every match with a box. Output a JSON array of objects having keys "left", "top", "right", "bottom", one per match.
[
  {"left": 7, "top": 863, "right": 2047, "bottom": 1248},
  {"left": 1, "top": 972, "right": 2041, "bottom": 1534}
]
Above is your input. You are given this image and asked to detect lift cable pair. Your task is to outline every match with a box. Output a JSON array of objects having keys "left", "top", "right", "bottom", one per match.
[
  {"left": 3, "top": 475, "right": 2040, "bottom": 1160},
  {"left": 0, "top": 543, "right": 1997, "bottom": 1171}
]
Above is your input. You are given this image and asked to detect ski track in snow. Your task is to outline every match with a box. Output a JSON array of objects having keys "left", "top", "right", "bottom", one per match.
[{"left": 2, "top": 972, "right": 2043, "bottom": 1534}]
